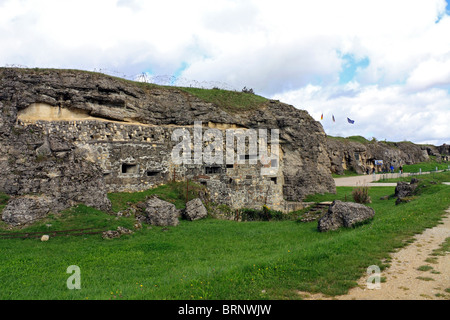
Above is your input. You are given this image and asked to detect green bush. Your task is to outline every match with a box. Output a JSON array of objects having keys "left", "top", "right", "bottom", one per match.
[
  {"left": 239, "top": 205, "right": 286, "bottom": 221},
  {"left": 352, "top": 186, "right": 371, "bottom": 204}
]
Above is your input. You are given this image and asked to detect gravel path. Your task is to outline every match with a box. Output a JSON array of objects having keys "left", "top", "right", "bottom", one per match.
[
  {"left": 334, "top": 174, "right": 396, "bottom": 187},
  {"left": 303, "top": 173, "right": 450, "bottom": 299},
  {"left": 334, "top": 171, "right": 446, "bottom": 187},
  {"left": 299, "top": 208, "right": 450, "bottom": 300}
]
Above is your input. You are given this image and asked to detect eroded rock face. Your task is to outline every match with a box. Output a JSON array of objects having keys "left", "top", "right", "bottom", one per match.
[
  {"left": 1, "top": 196, "right": 53, "bottom": 227},
  {"left": 0, "top": 67, "right": 336, "bottom": 224},
  {"left": 0, "top": 118, "right": 111, "bottom": 224},
  {"left": 326, "top": 138, "right": 435, "bottom": 175},
  {"left": 317, "top": 200, "right": 375, "bottom": 232},
  {"left": 145, "top": 197, "right": 180, "bottom": 226},
  {"left": 184, "top": 198, "right": 208, "bottom": 221}
]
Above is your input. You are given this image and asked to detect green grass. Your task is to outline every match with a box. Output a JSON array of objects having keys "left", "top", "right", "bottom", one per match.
[
  {"left": 429, "top": 237, "right": 450, "bottom": 257},
  {"left": 332, "top": 170, "right": 361, "bottom": 178},
  {"left": 0, "top": 193, "right": 9, "bottom": 214},
  {"left": 328, "top": 135, "right": 370, "bottom": 145},
  {"left": 2, "top": 68, "right": 269, "bottom": 114},
  {"left": 178, "top": 87, "right": 268, "bottom": 113},
  {"left": 402, "top": 160, "right": 449, "bottom": 174},
  {"left": 0, "top": 174, "right": 449, "bottom": 300},
  {"left": 416, "top": 277, "right": 434, "bottom": 282},
  {"left": 417, "top": 265, "right": 434, "bottom": 272},
  {"left": 375, "top": 170, "right": 450, "bottom": 184},
  {"left": 108, "top": 180, "right": 206, "bottom": 212}
]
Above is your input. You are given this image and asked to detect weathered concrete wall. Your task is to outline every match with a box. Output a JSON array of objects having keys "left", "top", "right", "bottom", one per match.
[
  {"left": 17, "top": 118, "right": 287, "bottom": 211},
  {"left": 0, "top": 67, "right": 335, "bottom": 219}
]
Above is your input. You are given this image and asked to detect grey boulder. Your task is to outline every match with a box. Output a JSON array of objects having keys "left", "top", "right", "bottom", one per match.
[
  {"left": 184, "top": 198, "right": 208, "bottom": 221},
  {"left": 318, "top": 200, "right": 375, "bottom": 232},
  {"left": 145, "top": 197, "right": 179, "bottom": 226},
  {"left": 395, "top": 181, "right": 418, "bottom": 199},
  {"left": 1, "top": 195, "right": 55, "bottom": 227}
]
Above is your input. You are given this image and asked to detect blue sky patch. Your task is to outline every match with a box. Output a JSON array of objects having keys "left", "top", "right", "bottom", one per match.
[
  {"left": 172, "top": 61, "right": 189, "bottom": 79},
  {"left": 437, "top": 0, "right": 450, "bottom": 23},
  {"left": 339, "top": 54, "right": 370, "bottom": 84}
]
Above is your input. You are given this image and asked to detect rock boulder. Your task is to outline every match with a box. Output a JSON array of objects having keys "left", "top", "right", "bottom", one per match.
[
  {"left": 184, "top": 198, "right": 208, "bottom": 221},
  {"left": 145, "top": 197, "right": 179, "bottom": 226},
  {"left": 318, "top": 200, "right": 375, "bottom": 232},
  {"left": 1, "top": 195, "right": 55, "bottom": 227},
  {"left": 395, "top": 180, "right": 419, "bottom": 199}
]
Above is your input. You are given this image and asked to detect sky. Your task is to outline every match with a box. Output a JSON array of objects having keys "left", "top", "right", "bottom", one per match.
[{"left": 0, "top": 0, "right": 449, "bottom": 145}]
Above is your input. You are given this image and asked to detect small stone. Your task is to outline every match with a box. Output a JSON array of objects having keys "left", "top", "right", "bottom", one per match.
[
  {"left": 102, "top": 230, "right": 120, "bottom": 239},
  {"left": 117, "top": 226, "right": 133, "bottom": 235},
  {"left": 41, "top": 235, "right": 50, "bottom": 241}
]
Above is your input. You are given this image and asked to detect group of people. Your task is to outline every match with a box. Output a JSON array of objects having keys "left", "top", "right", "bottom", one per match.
[
  {"left": 365, "top": 164, "right": 403, "bottom": 175},
  {"left": 390, "top": 165, "right": 404, "bottom": 174}
]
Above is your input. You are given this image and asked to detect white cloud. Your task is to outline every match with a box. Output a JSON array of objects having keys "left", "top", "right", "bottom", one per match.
[
  {"left": 273, "top": 83, "right": 450, "bottom": 145},
  {"left": 406, "top": 55, "right": 450, "bottom": 90},
  {"left": 0, "top": 0, "right": 449, "bottom": 144}
]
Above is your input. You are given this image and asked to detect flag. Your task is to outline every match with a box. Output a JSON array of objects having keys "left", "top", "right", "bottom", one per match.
[
  {"left": 332, "top": 115, "right": 335, "bottom": 122},
  {"left": 347, "top": 117, "right": 355, "bottom": 124},
  {"left": 321, "top": 113, "right": 323, "bottom": 120}
]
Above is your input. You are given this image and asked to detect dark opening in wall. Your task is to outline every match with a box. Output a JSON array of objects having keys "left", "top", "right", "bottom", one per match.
[
  {"left": 271, "top": 177, "right": 277, "bottom": 184},
  {"left": 205, "top": 166, "right": 221, "bottom": 174},
  {"left": 226, "top": 164, "right": 234, "bottom": 169},
  {"left": 200, "top": 181, "right": 207, "bottom": 186},
  {"left": 122, "top": 163, "right": 138, "bottom": 174},
  {"left": 146, "top": 170, "right": 160, "bottom": 177}
]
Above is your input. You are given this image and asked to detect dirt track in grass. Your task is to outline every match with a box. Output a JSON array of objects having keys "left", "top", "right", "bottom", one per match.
[{"left": 298, "top": 208, "right": 450, "bottom": 300}]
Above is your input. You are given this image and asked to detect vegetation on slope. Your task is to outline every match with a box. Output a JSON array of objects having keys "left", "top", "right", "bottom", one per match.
[
  {"left": 0, "top": 172, "right": 448, "bottom": 300},
  {"left": 327, "top": 135, "right": 371, "bottom": 144},
  {"left": 4, "top": 67, "right": 269, "bottom": 113},
  {"left": 178, "top": 87, "right": 268, "bottom": 113}
]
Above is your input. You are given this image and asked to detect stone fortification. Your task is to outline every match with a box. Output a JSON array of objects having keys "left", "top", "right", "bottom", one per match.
[{"left": 0, "top": 68, "right": 335, "bottom": 224}]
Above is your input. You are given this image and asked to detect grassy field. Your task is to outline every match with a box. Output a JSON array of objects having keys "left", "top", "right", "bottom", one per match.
[
  {"left": 376, "top": 169, "right": 450, "bottom": 183},
  {"left": 401, "top": 159, "right": 449, "bottom": 173},
  {"left": 335, "top": 159, "right": 449, "bottom": 178},
  {"left": 0, "top": 173, "right": 449, "bottom": 300}
]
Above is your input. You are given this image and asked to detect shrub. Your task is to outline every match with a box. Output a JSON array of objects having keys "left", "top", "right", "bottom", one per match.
[
  {"left": 239, "top": 205, "right": 285, "bottom": 221},
  {"left": 352, "top": 186, "right": 371, "bottom": 204}
]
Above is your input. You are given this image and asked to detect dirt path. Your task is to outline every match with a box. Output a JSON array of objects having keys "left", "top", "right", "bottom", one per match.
[
  {"left": 333, "top": 171, "right": 445, "bottom": 187},
  {"left": 299, "top": 208, "right": 450, "bottom": 300},
  {"left": 334, "top": 174, "right": 391, "bottom": 187}
]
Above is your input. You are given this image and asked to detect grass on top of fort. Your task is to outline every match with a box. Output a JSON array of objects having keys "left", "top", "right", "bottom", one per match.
[{"left": 0, "top": 171, "right": 449, "bottom": 300}]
